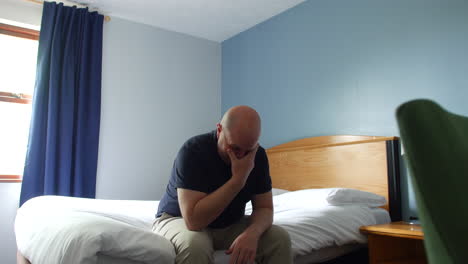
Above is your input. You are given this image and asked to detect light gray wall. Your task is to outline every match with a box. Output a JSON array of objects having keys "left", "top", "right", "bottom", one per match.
[
  {"left": 0, "top": 4, "right": 221, "bottom": 263},
  {"left": 0, "top": 184, "right": 22, "bottom": 264},
  {"left": 96, "top": 17, "right": 221, "bottom": 200}
]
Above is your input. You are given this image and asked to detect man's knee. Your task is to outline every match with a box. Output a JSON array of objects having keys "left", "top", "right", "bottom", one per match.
[
  {"left": 259, "top": 225, "right": 292, "bottom": 254},
  {"left": 264, "top": 225, "right": 290, "bottom": 245},
  {"left": 257, "top": 225, "right": 292, "bottom": 264},
  {"left": 175, "top": 231, "right": 214, "bottom": 263},
  {"left": 178, "top": 234, "right": 212, "bottom": 253}
]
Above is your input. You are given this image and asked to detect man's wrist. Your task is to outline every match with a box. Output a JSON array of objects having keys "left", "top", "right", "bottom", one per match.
[
  {"left": 243, "top": 226, "right": 262, "bottom": 239},
  {"left": 228, "top": 176, "right": 245, "bottom": 190}
]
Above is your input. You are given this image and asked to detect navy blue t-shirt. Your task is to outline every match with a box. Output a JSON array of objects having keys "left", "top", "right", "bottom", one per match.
[{"left": 156, "top": 131, "right": 272, "bottom": 228}]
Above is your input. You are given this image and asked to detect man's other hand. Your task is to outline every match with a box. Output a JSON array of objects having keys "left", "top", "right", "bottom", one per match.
[{"left": 225, "top": 231, "right": 259, "bottom": 264}]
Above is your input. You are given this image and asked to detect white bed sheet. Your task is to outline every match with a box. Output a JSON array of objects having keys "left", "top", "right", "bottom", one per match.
[
  {"left": 292, "top": 207, "right": 389, "bottom": 264},
  {"left": 16, "top": 194, "right": 390, "bottom": 264},
  {"left": 247, "top": 191, "right": 390, "bottom": 258}
]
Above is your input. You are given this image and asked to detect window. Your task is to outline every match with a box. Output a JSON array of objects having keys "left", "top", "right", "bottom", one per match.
[{"left": 0, "top": 22, "right": 39, "bottom": 183}]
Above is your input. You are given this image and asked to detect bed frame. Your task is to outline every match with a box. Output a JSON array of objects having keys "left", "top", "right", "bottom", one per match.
[{"left": 266, "top": 135, "right": 402, "bottom": 221}]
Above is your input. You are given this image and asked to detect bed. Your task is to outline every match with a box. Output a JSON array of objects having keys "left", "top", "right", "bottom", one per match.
[{"left": 15, "top": 135, "right": 401, "bottom": 264}]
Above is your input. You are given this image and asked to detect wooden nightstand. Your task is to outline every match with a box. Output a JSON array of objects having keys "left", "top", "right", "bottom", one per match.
[{"left": 360, "top": 221, "right": 427, "bottom": 264}]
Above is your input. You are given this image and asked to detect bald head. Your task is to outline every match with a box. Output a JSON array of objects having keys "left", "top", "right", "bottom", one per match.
[
  {"left": 220, "top": 105, "right": 261, "bottom": 139},
  {"left": 216, "top": 106, "right": 261, "bottom": 161}
]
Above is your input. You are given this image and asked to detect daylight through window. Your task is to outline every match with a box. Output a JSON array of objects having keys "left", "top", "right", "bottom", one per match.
[{"left": 0, "top": 22, "right": 39, "bottom": 182}]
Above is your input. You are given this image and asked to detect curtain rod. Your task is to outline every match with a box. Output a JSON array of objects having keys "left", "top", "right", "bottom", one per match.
[{"left": 25, "top": 0, "right": 111, "bottom": 22}]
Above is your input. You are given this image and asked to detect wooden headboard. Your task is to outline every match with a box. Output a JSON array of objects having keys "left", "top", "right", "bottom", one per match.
[{"left": 266, "top": 135, "right": 402, "bottom": 221}]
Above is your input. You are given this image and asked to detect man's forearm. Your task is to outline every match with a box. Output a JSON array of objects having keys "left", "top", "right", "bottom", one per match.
[
  {"left": 244, "top": 207, "right": 273, "bottom": 238},
  {"left": 187, "top": 178, "right": 244, "bottom": 230}
]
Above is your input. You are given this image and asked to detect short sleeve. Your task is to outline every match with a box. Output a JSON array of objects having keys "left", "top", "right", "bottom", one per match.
[
  {"left": 253, "top": 147, "right": 272, "bottom": 194},
  {"left": 174, "top": 146, "right": 210, "bottom": 193}
]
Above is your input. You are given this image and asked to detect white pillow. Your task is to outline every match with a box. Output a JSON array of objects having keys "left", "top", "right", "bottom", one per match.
[{"left": 326, "top": 188, "right": 387, "bottom": 207}]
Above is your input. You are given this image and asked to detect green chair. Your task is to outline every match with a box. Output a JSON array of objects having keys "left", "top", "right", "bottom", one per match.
[{"left": 396, "top": 99, "right": 468, "bottom": 264}]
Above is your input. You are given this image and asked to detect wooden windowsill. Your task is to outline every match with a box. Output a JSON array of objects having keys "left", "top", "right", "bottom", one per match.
[
  {"left": 0, "top": 91, "right": 33, "bottom": 104},
  {"left": 0, "top": 175, "right": 22, "bottom": 183}
]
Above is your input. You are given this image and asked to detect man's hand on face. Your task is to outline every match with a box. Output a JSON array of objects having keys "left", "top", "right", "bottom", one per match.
[
  {"left": 227, "top": 144, "right": 259, "bottom": 187},
  {"left": 226, "top": 231, "right": 258, "bottom": 264}
]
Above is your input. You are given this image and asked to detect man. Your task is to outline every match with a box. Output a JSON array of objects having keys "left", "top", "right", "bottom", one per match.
[{"left": 154, "top": 105, "right": 292, "bottom": 264}]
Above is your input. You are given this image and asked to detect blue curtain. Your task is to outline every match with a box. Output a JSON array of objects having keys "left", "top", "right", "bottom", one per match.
[{"left": 20, "top": 1, "right": 104, "bottom": 206}]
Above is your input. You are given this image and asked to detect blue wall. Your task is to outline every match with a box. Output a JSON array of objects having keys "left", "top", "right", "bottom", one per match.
[{"left": 222, "top": 0, "right": 468, "bottom": 220}]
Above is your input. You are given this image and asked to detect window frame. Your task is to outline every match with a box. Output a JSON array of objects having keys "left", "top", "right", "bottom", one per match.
[{"left": 0, "top": 22, "right": 39, "bottom": 183}]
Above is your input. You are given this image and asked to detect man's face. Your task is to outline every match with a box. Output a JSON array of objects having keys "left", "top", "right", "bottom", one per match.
[{"left": 217, "top": 125, "right": 258, "bottom": 162}]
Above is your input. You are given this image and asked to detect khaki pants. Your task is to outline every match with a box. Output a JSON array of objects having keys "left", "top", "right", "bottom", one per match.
[{"left": 153, "top": 213, "right": 292, "bottom": 264}]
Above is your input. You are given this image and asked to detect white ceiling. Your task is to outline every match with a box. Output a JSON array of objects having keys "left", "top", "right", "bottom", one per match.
[{"left": 72, "top": 0, "right": 306, "bottom": 42}]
